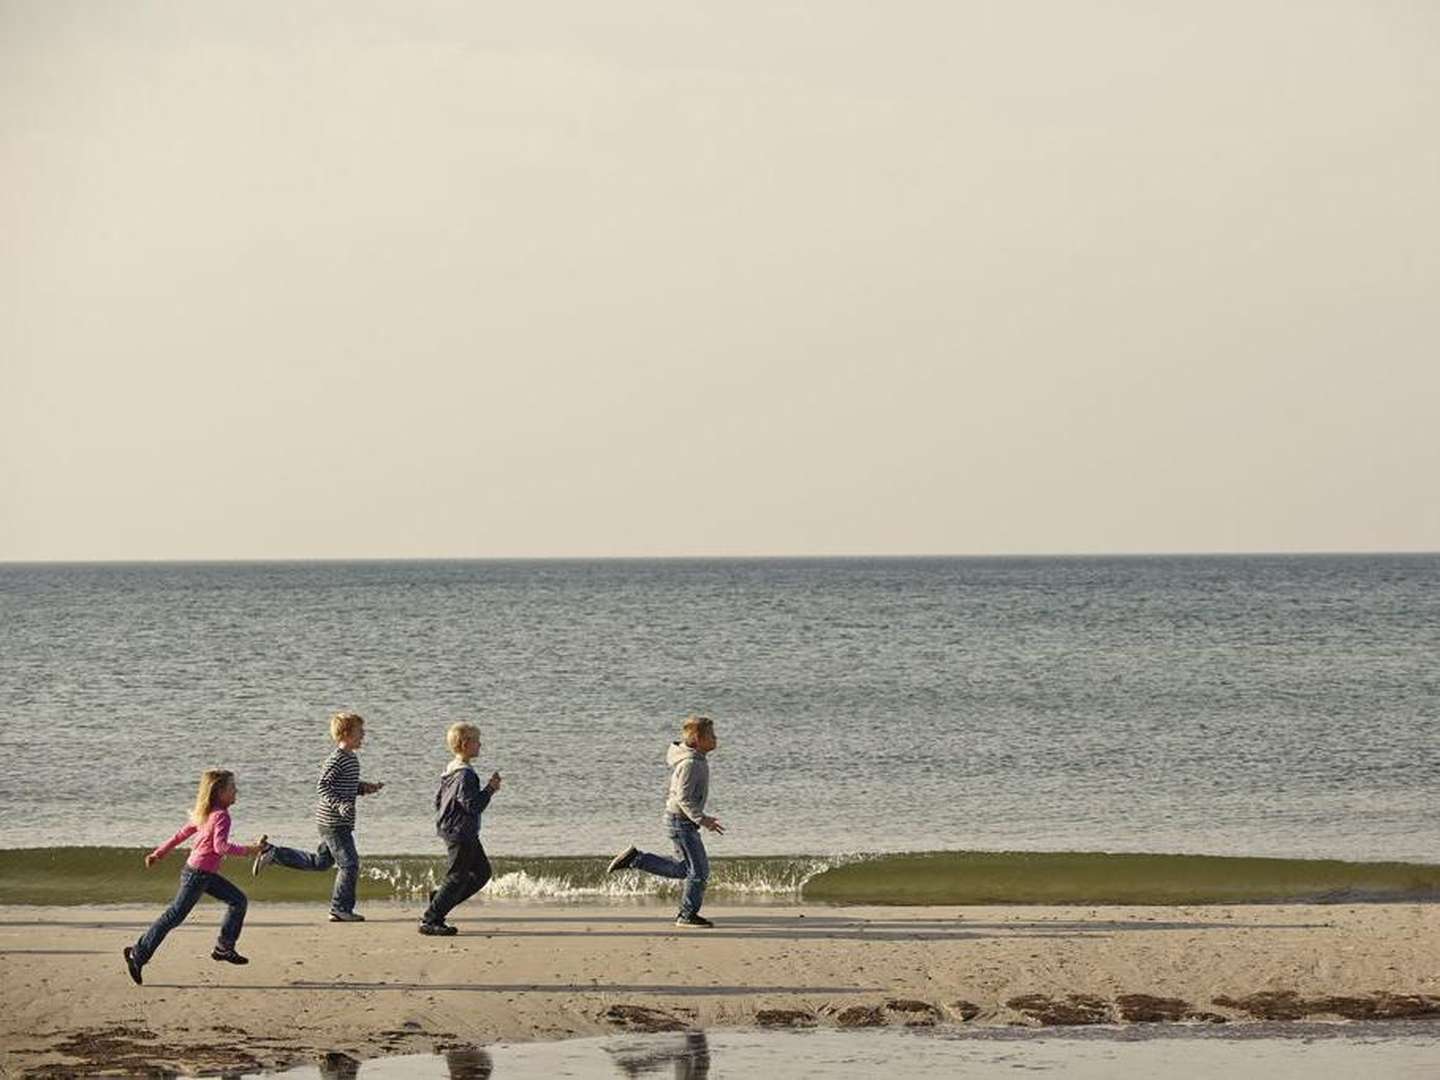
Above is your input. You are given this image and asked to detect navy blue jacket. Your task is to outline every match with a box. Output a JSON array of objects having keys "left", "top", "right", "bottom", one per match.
[{"left": 435, "top": 764, "right": 493, "bottom": 842}]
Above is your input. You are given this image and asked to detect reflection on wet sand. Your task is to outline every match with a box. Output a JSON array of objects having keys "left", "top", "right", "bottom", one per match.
[
  {"left": 444, "top": 1048, "right": 495, "bottom": 1079},
  {"left": 276, "top": 1024, "right": 1440, "bottom": 1079},
  {"left": 316, "top": 1046, "right": 495, "bottom": 1078},
  {"left": 608, "top": 1031, "right": 710, "bottom": 1079},
  {"left": 318, "top": 1051, "right": 359, "bottom": 1080}
]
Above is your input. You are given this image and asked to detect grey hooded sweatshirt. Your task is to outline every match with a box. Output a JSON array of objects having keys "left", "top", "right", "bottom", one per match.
[{"left": 664, "top": 741, "right": 710, "bottom": 824}]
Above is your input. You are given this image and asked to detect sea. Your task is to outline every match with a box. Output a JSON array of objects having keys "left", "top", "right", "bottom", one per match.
[{"left": 2, "top": 555, "right": 1437, "bottom": 896}]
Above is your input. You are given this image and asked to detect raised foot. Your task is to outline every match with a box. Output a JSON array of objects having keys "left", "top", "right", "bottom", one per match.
[{"left": 607, "top": 845, "right": 639, "bottom": 873}]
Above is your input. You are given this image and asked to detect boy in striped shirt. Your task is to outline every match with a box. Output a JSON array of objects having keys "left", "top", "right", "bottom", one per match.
[{"left": 252, "top": 711, "right": 384, "bottom": 922}]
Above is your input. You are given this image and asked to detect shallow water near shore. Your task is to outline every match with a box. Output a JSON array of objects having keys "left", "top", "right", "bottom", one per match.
[
  {"left": 5, "top": 846, "right": 1440, "bottom": 907},
  {"left": 257, "top": 1025, "right": 1440, "bottom": 1079}
]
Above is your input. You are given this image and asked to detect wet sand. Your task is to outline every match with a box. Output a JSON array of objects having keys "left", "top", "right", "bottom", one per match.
[{"left": 2, "top": 901, "right": 1438, "bottom": 1076}]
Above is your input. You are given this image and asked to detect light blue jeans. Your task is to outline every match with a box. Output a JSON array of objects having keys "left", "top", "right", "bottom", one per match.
[
  {"left": 632, "top": 813, "right": 710, "bottom": 917},
  {"left": 268, "top": 828, "right": 360, "bottom": 914},
  {"left": 134, "top": 866, "right": 247, "bottom": 964}
]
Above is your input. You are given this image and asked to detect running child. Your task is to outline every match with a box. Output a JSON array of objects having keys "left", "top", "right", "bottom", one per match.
[
  {"left": 251, "top": 711, "right": 383, "bottom": 922},
  {"left": 419, "top": 721, "right": 502, "bottom": 936},
  {"left": 124, "top": 768, "right": 261, "bottom": 983},
  {"left": 606, "top": 714, "right": 724, "bottom": 927}
]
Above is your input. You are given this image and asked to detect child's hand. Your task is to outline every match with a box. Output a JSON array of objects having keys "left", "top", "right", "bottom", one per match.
[
  {"left": 701, "top": 815, "right": 725, "bottom": 834},
  {"left": 143, "top": 853, "right": 159, "bottom": 869},
  {"left": 486, "top": 771, "right": 503, "bottom": 793},
  {"left": 359, "top": 781, "right": 385, "bottom": 796}
]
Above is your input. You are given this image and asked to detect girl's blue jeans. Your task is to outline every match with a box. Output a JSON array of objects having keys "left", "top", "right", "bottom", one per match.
[
  {"left": 268, "top": 828, "right": 360, "bottom": 914},
  {"left": 632, "top": 813, "right": 710, "bottom": 917},
  {"left": 134, "top": 866, "right": 247, "bottom": 964}
]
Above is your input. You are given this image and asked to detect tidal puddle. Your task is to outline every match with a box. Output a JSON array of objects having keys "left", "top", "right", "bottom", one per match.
[{"left": 263, "top": 1024, "right": 1440, "bottom": 1079}]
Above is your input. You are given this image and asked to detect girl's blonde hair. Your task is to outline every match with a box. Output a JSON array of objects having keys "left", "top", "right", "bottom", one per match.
[
  {"left": 191, "top": 769, "right": 235, "bottom": 825},
  {"left": 446, "top": 722, "right": 481, "bottom": 756},
  {"left": 681, "top": 714, "right": 714, "bottom": 745}
]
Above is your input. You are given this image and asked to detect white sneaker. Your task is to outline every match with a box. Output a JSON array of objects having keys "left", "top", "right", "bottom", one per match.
[
  {"left": 251, "top": 845, "right": 274, "bottom": 878},
  {"left": 328, "top": 910, "right": 366, "bottom": 923}
]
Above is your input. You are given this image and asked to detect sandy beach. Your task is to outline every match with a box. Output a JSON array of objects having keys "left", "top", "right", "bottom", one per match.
[{"left": 3, "top": 900, "right": 1438, "bottom": 1076}]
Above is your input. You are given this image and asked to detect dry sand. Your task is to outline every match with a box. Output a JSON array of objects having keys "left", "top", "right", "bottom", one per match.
[{"left": 2, "top": 900, "right": 1438, "bottom": 1076}]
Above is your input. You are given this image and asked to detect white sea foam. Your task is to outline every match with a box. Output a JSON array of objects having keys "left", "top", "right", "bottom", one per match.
[{"left": 354, "top": 854, "right": 872, "bottom": 901}]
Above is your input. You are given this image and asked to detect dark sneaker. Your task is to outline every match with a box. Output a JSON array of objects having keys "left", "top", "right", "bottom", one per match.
[
  {"left": 328, "top": 910, "right": 366, "bottom": 923},
  {"left": 674, "top": 913, "right": 714, "bottom": 928},
  {"left": 123, "top": 946, "right": 143, "bottom": 985},
  {"left": 211, "top": 946, "right": 249, "bottom": 965},
  {"left": 607, "top": 845, "right": 639, "bottom": 873},
  {"left": 419, "top": 922, "right": 458, "bottom": 936}
]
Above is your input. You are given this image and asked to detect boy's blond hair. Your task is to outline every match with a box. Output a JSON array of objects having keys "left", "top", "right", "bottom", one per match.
[
  {"left": 190, "top": 769, "right": 234, "bottom": 825},
  {"left": 681, "top": 714, "right": 714, "bottom": 745},
  {"left": 330, "top": 711, "right": 365, "bottom": 742},
  {"left": 447, "top": 722, "right": 481, "bottom": 757}
]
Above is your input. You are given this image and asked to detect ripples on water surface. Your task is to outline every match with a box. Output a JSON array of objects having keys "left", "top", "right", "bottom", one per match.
[{"left": 2, "top": 556, "right": 1436, "bottom": 859}]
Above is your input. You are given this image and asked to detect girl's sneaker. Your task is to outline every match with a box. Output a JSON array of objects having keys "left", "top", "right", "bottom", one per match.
[
  {"left": 123, "top": 946, "right": 143, "bottom": 985},
  {"left": 329, "top": 910, "right": 366, "bottom": 922},
  {"left": 419, "top": 921, "right": 458, "bottom": 936},
  {"left": 211, "top": 945, "right": 249, "bottom": 965},
  {"left": 674, "top": 913, "right": 714, "bottom": 928}
]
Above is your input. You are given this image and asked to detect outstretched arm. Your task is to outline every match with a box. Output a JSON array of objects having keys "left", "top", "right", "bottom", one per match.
[{"left": 146, "top": 822, "right": 197, "bottom": 867}]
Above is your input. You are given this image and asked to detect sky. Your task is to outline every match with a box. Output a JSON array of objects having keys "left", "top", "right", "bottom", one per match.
[{"left": 2, "top": 1, "right": 1438, "bottom": 560}]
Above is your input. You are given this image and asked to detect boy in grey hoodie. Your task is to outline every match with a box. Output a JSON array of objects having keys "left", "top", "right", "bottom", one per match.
[
  {"left": 607, "top": 715, "right": 724, "bottom": 927},
  {"left": 420, "top": 722, "right": 502, "bottom": 936}
]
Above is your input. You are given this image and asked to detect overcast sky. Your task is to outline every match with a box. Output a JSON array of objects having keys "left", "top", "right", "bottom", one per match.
[{"left": 2, "top": 1, "right": 1437, "bottom": 560}]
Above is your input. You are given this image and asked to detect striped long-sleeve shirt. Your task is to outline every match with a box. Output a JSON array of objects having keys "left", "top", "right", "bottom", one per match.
[{"left": 315, "top": 747, "right": 363, "bottom": 831}]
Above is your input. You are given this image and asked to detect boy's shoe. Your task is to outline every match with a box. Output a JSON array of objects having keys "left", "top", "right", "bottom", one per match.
[
  {"left": 674, "top": 913, "right": 714, "bottom": 928},
  {"left": 123, "top": 946, "right": 143, "bottom": 985},
  {"left": 211, "top": 945, "right": 249, "bottom": 965},
  {"left": 329, "top": 910, "right": 366, "bottom": 923},
  {"left": 607, "top": 845, "right": 639, "bottom": 873},
  {"left": 251, "top": 842, "right": 274, "bottom": 878},
  {"left": 419, "top": 921, "right": 458, "bottom": 936}
]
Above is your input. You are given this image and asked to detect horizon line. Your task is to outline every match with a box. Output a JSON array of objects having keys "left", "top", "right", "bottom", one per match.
[{"left": 2, "top": 548, "right": 1438, "bottom": 567}]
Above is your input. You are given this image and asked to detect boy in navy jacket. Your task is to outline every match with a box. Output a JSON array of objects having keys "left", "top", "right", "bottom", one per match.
[{"left": 420, "top": 722, "right": 502, "bottom": 935}]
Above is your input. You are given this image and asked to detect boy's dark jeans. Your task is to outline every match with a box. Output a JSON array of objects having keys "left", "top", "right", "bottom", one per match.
[
  {"left": 134, "top": 866, "right": 247, "bottom": 964},
  {"left": 268, "top": 827, "right": 360, "bottom": 914},
  {"left": 424, "top": 836, "right": 491, "bottom": 925}
]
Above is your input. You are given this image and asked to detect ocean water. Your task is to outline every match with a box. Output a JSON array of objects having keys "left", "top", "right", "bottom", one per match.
[{"left": 2, "top": 556, "right": 1437, "bottom": 867}]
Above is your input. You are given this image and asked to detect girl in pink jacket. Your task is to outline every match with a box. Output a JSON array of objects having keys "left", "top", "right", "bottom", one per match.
[{"left": 124, "top": 769, "right": 262, "bottom": 984}]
